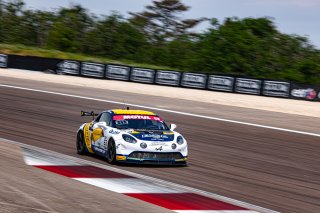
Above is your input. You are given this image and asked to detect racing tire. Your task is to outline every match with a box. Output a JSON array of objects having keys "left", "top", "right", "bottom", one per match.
[
  {"left": 107, "top": 138, "right": 117, "bottom": 164},
  {"left": 76, "top": 131, "right": 87, "bottom": 155}
]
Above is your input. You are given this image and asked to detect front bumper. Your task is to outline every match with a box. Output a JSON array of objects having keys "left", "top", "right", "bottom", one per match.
[{"left": 116, "top": 152, "right": 187, "bottom": 165}]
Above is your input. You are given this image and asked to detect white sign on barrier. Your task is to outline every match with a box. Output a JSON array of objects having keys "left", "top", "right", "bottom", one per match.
[
  {"left": 130, "top": 68, "right": 155, "bottom": 83},
  {"left": 155, "top": 70, "right": 181, "bottom": 86},
  {"left": 0, "top": 54, "right": 8, "bottom": 68},
  {"left": 235, "top": 78, "right": 262, "bottom": 95},
  {"left": 208, "top": 75, "right": 234, "bottom": 92},
  {"left": 106, "top": 65, "right": 130, "bottom": 80},
  {"left": 263, "top": 81, "right": 290, "bottom": 97},
  {"left": 57, "top": 60, "right": 80, "bottom": 75},
  {"left": 81, "top": 62, "right": 105, "bottom": 78},
  {"left": 181, "top": 73, "right": 207, "bottom": 89}
]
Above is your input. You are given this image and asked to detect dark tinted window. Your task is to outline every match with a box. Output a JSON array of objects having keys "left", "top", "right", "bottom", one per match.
[
  {"left": 98, "top": 112, "right": 112, "bottom": 126},
  {"left": 94, "top": 114, "right": 102, "bottom": 122}
]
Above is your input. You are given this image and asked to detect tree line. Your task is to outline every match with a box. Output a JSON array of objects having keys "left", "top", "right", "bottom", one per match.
[{"left": 0, "top": 0, "right": 319, "bottom": 84}]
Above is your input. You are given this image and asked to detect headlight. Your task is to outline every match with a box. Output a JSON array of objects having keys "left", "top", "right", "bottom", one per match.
[
  {"left": 177, "top": 136, "right": 184, "bottom": 145},
  {"left": 122, "top": 134, "right": 137, "bottom": 144}
]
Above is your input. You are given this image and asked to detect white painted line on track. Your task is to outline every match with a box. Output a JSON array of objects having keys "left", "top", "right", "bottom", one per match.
[
  {"left": 175, "top": 211, "right": 259, "bottom": 213},
  {"left": 74, "top": 178, "right": 184, "bottom": 193},
  {"left": 2, "top": 138, "right": 279, "bottom": 213},
  {"left": 24, "top": 147, "right": 80, "bottom": 166},
  {"left": 1, "top": 83, "right": 318, "bottom": 138}
]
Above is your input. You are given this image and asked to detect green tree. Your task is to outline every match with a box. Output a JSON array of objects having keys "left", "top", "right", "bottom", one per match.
[
  {"left": 0, "top": 0, "right": 25, "bottom": 43},
  {"left": 83, "top": 13, "right": 148, "bottom": 60},
  {"left": 47, "top": 5, "right": 92, "bottom": 52},
  {"left": 17, "top": 9, "right": 55, "bottom": 46},
  {"left": 0, "top": 0, "right": 4, "bottom": 42}
]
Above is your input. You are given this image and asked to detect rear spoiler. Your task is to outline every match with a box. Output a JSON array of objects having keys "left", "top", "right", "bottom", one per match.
[{"left": 81, "top": 111, "right": 99, "bottom": 119}]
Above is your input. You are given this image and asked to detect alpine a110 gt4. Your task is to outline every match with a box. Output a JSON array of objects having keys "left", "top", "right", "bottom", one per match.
[{"left": 76, "top": 109, "right": 188, "bottom": 165}]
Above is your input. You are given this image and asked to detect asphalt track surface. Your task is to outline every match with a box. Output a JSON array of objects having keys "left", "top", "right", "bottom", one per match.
[{"left": 1, "top": 76, "right": 320, "bottom": 212}]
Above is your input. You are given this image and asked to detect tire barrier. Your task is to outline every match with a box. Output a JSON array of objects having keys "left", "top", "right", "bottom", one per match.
[{"left": 1, "top": 54, "right": 319, "bottom": 101}]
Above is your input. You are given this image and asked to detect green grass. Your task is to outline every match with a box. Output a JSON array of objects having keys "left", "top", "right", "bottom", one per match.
[{"left": 0, "top": 43, "right": 175, "bottom": 70}]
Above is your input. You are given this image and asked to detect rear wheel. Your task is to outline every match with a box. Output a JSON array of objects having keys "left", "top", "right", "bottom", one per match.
[
  {"left": 107, "top": 138, "right": 116, "bottom": 164},
  {"left": 76, "top": 131, "right": 87, "bottom": 155}
]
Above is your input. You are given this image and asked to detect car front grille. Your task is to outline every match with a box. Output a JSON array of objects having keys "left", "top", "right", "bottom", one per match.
[{"left": 128, "top": 152, "right": 183, "bottom": 161}]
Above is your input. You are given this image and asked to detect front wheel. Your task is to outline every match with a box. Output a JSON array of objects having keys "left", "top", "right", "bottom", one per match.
[
  {"left": 76, "top": 131, "right": 87, "bottom": 155},
  {"left": 107, "top": 139, "right": 116, "bottom": 164}
]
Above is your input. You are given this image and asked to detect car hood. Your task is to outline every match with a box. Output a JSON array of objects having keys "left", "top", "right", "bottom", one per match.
[{"left": 123, "top": 129, "right": 175, "bottom": 141}]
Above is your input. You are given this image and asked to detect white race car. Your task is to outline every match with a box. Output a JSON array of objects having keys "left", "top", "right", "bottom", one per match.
[{"left": 76, "top": 109, "right": 188, "bottom": 165}]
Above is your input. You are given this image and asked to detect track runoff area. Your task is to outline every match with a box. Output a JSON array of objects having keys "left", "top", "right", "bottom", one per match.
[{"left": 4, "top": 138, "right": 275, "bottom": 213}]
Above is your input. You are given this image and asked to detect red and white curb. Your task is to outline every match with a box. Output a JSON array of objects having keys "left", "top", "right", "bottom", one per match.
[{"left": 10, "top": 140, "right": 278, "bottom": 213}]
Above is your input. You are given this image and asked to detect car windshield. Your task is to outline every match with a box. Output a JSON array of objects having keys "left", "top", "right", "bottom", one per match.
[{"left": 113, "top": 115, "right": 169, "bottom": 130}]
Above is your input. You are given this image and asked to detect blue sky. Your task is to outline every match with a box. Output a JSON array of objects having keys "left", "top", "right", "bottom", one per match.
[{"left": 23, "top": 0, "right": 320, "bottom": 47}]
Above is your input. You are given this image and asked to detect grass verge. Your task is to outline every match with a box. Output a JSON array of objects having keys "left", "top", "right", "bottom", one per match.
[{"left": 0, "top": 43, "right": 175, "bottom": 70}]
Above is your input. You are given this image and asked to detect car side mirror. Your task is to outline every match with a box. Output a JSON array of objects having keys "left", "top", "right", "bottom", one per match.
[{"left": 170, "top": 124, "right": 177, "bottom": 131}]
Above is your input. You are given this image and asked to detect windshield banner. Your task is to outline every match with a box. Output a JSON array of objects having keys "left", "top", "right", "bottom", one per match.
[{"left": 113, "top": 115, "right": 163, "bottom": 121}]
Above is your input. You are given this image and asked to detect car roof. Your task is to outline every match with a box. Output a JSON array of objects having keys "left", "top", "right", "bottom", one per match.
[{"left": 111, "top": 109, "right": 156, "bottom": 116}]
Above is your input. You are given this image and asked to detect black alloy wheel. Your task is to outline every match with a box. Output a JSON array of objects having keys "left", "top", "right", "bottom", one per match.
[
  {"left": 76, "top": 131, "right": 87, "bottom": 155},
  {"left": 107, "top": 139, "right": 116, "bottom": 164}
]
